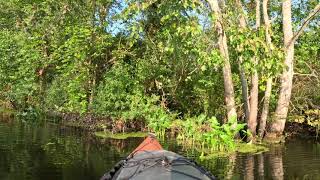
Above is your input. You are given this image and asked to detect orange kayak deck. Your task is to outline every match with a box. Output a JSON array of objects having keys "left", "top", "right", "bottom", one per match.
[{"left": 129, "top": 135, "right": 163, "bottom": 157}]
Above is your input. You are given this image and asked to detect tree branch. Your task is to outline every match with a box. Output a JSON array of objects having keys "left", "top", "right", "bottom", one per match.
[
  {"left": 293, "top": 72, "right": 317, "bottom": 77},
  {"left": 235, "top": 0, "right": 248, "bottom": 28},
  {"left": 287, "top": 3, "right": 320, "bottom": 47}
]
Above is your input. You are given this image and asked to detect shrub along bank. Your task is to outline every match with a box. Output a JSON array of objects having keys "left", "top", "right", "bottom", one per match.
[{"left": 1, "top": 0, "right": 319, "bottom": 149}]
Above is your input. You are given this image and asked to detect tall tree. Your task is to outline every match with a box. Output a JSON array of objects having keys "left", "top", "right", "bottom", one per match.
[
  {"left": 258, "top": 0, "right": 272, "bottom": 138},
  {"left": 269, "top": 1, "right": 320, "bottom": 137},
  {"left": 235, "top": 0, "right": 250, "bottom": 123},
  {"left": 207, "top": 0, "right": 237, "bottom": 122},
  {"left": 247, "top": 0, "right": 261, "bottom": 137}
]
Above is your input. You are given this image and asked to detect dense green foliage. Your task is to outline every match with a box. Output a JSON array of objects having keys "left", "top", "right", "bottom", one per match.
[
  {"left": 173, "top": 115, "right": 246, "bottom": 151},
  {"left": 0, "top": 0, "right": 319, "bottom": 146}
]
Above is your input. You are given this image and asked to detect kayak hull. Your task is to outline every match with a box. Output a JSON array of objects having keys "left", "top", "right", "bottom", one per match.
[{"left": 101, "top": 135, "right": 216, "bottom": 180}]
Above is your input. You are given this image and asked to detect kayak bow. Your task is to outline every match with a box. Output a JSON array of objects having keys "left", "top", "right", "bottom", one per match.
[
  {"left": 129, "top": 134, "right": 163, "bottom": 157},
  {"left": 101, "top": 134, "right": 216, "bottom": 180}
]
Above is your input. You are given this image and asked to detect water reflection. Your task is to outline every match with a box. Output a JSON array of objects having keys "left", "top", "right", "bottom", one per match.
[
  {"left": 244, "top": 156, "right": 254, "bottom": 180},
  {"left": 257, "top": 154, "right": 264, "bottom": 179},
  {"left": 0, "top": 118, "right": 319, "bottom": 180},
  {"left": 268, "top": 145, "right": 284, "bottom": 180},
  {"left": 0, "top": 119, "right": 135, "bottom": 180},
  {"left": 225, "top": 154, "right": 236, "bottom": 179}
]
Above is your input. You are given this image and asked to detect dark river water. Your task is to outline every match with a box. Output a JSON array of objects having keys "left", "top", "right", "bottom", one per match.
[{"left": 0, "top": 117, "right": 319, "bottom": 180}]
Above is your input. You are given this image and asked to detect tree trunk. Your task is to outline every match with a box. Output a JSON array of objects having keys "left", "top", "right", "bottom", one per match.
[
  {"left": 258, "top": 0, "right": 272, "bottom": 138},
  {"left": 259, "top": 78, "right": 272, "bottom": 137},
  {"left": 267, "top": 2, "right": 320, "bottom": 138},
  {"left": 269, "top": 0, "right": 294, "bottom": 136},
  {"left": 207, "top": 0, "right": 237, "bottom": 122},
  {"left": 247, "top": 0, "right": 260, "bottom": 137},
  {"left": 248, "top": 70, "right": 258, "bottom": 136},
  {"left": 236, "top": 0, "right": 250, "bottom": 122},
  {"left": 239, "top": 60, "right": 250, "bottom": 120},
  {"left": 88, "top": 0, "right": 97, "bottom": 111}
]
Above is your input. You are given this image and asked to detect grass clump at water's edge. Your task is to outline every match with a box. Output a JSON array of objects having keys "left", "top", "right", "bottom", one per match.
[
  {"left": 236, "top": 143, "right": 269, "bottom": 153},
  {"left": 94, "top": 131, "right": 148, "bottom": 139},
  {"left": 198, "top": 142, "right": 269, "bottom": 160}
]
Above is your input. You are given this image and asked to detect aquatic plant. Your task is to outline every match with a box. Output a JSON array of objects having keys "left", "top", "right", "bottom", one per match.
[{"left": 174, "top": 115, "right": 246, "bottom": 152}]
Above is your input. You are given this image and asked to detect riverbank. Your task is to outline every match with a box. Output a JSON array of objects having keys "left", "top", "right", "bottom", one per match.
[
  {"left": 55, "top": 112, "right": 319, "bottom": 141},
  {"left": 285, "top": 121, "right": 319, "bottom": 142},
  {"left": 1, "top": 107, "right": 319, "bottom": 144}
]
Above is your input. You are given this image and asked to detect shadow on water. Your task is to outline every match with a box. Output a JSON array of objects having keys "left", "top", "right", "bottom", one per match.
[{"left": 0, "top": 117, "right": 319, "bottom": 180}]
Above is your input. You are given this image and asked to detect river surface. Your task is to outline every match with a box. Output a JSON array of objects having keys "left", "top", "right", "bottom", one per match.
[{"left": 0, "top": 117, "right": 319, "bottom": 180}]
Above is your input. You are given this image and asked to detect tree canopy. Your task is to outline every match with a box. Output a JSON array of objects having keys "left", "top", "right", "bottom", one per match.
[{"left": 0, "top": 0, "right": 319, "bottom": 141}]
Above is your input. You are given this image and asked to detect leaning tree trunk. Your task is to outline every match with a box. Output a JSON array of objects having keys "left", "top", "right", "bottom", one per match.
[
  {"left": 207, "top": 0, "right": 237, "bottom": 122},
  {"left": 258, "top": 0, "right": 272, "bottom": 138},
  {"left": 236, "top": 0, "right": 250, "bottom": 122},
  {"left": 247, "top": 0, "right": 260, "bottom": 137},
  {"left": 259, "top": 78, "right": 272, "bottom": 137},
  {"left": 267, "top": 2, "right": 320, "bottom": 138},
  {"left": 239, "top": 58, "right": 250, "bottom": 121},
  {"left": 269, "top": 0, "right": 294, "bottom": 136}
]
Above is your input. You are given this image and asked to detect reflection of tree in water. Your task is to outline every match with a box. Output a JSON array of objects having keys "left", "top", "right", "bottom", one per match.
[
  {"left": 98, "top": 138, "right": 142, "bottom": 155},
  {"left": 237, "top": 146, "right": 283, "bottom": 180},
  {"left": 109, "top": 139, "right": 126, "bottom": 153},
  {"left": 268, "top": 145, "right": 284, "bottom": 180},
  {"left": 225, "top": 154, "right": 236, "bottom": 180},
  {"left": 257, "top": 154, "right": 264, "bottom": 179},
  {"left": 0, "top": 121, "right": 132, "bottom": 180},
  {"left": 193, "top": 155, "right": 236, "bottom": 179},
  {"left": 2, "top": 120, "right": 318, "bottom": 180},
  {"left": 244, "top": 156, "right": 254, "bottom": 180},
  {"left": 0, "top": 113, "right": 14, "bottom": 124}
]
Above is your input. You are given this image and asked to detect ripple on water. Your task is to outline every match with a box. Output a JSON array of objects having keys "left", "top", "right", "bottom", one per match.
[{"left": 0, "top": 120, "right": 320, "bottom": 180}]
